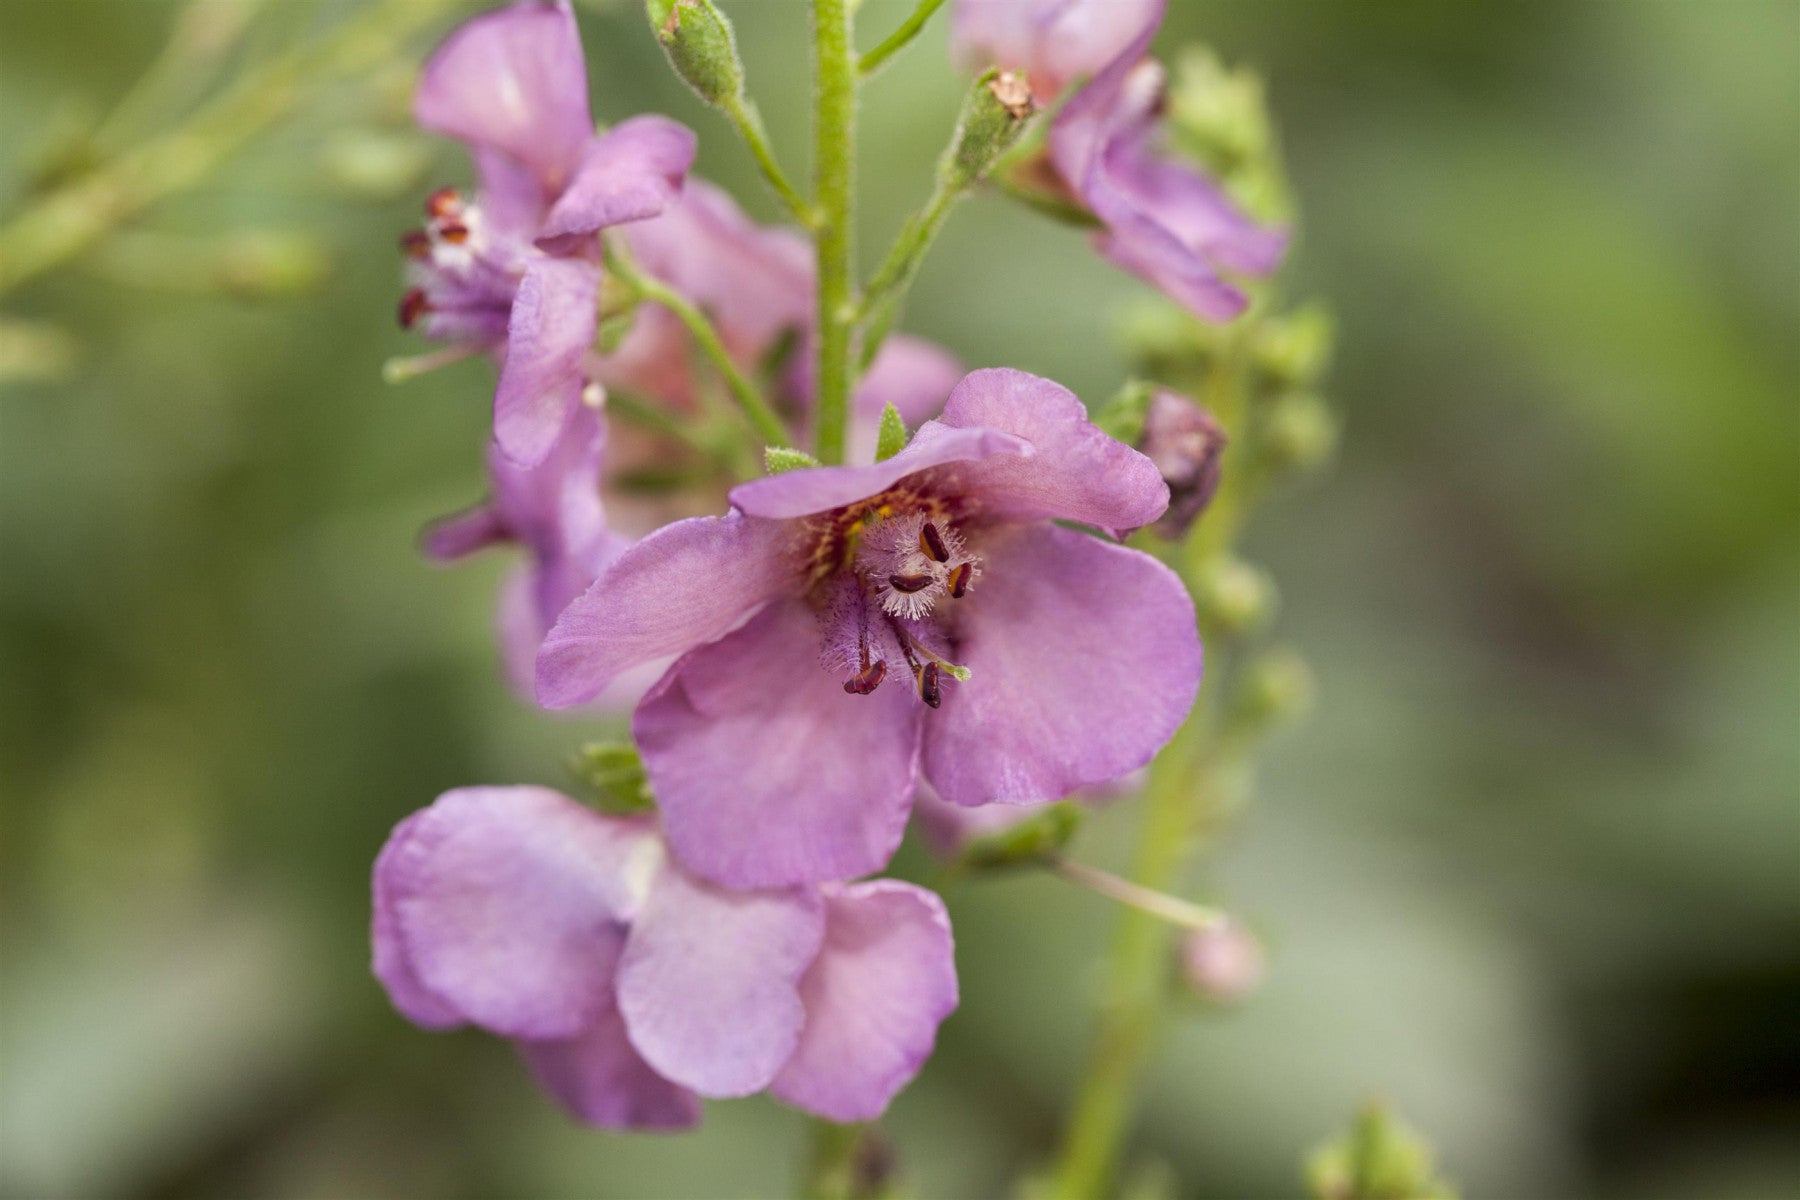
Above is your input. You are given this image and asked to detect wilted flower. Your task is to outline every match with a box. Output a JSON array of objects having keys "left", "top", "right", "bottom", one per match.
[
  {"left": 1049, "top": 25, "right": 1286, "bottom": 322},
  {"left": 538, "top": 368, "right": 1200, "bottom": 889},
  {"left": 373, "top": 786, "right": 958, "bottom": 1128},
  {"left": 1138, "top": 388, "right": 1227, "bottom": 537},
  {"left": 950, "top": 0, "right": 1164, "bottom": 103},
  {"left": 1180, "top": 916, "right": 1265, "bottom": 1004},
  {"left": 400, "top": 1, "right": 696, "bottom": 465}
]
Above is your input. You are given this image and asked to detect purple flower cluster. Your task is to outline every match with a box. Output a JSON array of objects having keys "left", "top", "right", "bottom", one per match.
[{"left": 376, "top": 0, "right": 1231, "bottom": 1134}]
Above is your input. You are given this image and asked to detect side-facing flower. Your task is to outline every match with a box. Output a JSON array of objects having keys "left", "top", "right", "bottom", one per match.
[
  {"left": 1048, "top": 8, "right": 1286, "bottom": 322},
  {"left": 950, "top": 0, "right": 1163, "bottom": 104},
  {"left": 538, "top": 368, "right": 1201, "bottom": 889},
  {"left": 400, "top": 1, "right": 697, "bottom": 465},
  {"left": 373, "top": 786, "right": 958, "bottom": 1129},
  {"left": 423, "top": 406, "right": 628, "bottom": 694}
]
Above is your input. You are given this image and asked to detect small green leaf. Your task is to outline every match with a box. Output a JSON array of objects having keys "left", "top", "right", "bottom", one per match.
[
  {"left": 874, "top": 403, "right": 908, "bottom": 461},
  {"left": 765, "top": 446, "right": 822, "bottom": 474},
  {"left": 570, "top": 742, "right": 655, "bottom": 815}
]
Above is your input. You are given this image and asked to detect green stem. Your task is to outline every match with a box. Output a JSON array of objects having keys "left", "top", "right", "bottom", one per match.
[
  {"left": 810, "top": 0, "right": 858, "bottom": 465},
  {"left": 857, "top": 0, "right": 948, "bottom": 78},
  {"left": 604, "top": 238, "right": 792, "bottom": 450},
  {"left": 803, "top": 1119, "right": 866, "bottom": 1200},
  {"left": 856, "top": 175, "right": 960, "bottom": 364},
  {"left": 723, "top": 95, "right": 818, "bottom": 228},
  {"left": 0, "top": 0, "right": 452, "bottom": 297}
]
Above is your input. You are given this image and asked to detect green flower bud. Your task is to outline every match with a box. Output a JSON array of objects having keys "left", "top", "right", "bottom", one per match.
[
  {"left": 1230, "top": 646, "right": 1315, "bottom": 735},
  {"left": 645, "top": 0, "right": 744, "bottom": 109},
  {"left": 1090, "top": 379, "right": 1159, "bottom": 446},
  {"left": 1305, "top": 1102, "right": 1458, "bottom": 1200},
  {"left": 1253, "top": 303, "right": 1334, "bottom": 390},
  {"left": 943, "top": 70, "right": 1036, "bottom": 190},
  {"left": 1193, "top": 558, "right": 1276, "bottom": 637},
  {"left": 1260, "top": 391, "right": 1338, "bottom": 475},
  {"left": 570, "top": 742, "right": 655, "bottom": 815},
  {"left": 1167, "top": 48, "right": 1272, "bottom": 186}
]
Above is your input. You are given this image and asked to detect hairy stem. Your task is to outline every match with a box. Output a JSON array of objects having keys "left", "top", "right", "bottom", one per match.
[
  {"left": 723, "top": 94, "right": 818, "bottom": 228},
  {"left": 810, "top": 0, "right": 858, "bottom": 465},
  {"left": 858, "top": 0, "right": 948, "bottom": 78}
]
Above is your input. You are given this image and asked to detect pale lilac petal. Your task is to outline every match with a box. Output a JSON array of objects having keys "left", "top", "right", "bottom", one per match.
[
  {"left": 537, "top": 514, "right": 799, "bottom": 708},
  {"left": 910, "top": 785, "right": 1057, "bottom": 858},
  {"left": 771, "top": 881, "right": 958, "bottom": 1122},
  {"left": 472, "top": 147, "right": 549, "bottom": 240},
  {"left": 952, "top": 0, "right": 1164, "bottom": 102},
  {"left": 414, "top": 0, "right": 593, "bottom": 192},
  {"left": 616, "top": 861, "right": 825, "bottom": 1097},
  {"left": 494, "top": 255, "right": 598, "bottom": 467},
  {"left": 924, "top": 525, "right": 1199, "bottom": 804},
  {"left": 633, "top": 597, "right": 922, "bottom": 889},
  {"left": 939, "top": 367, "right": 1168, "bottom": 535},
  {"left": 517, "top": 1006, "right": 701, "bottom": 1131},
  {"left": 728, "top": 423, "right": 1031, "bottom": 521},
  {"left": 372, "top": 810, "right": 463, "bottom": 1030},
  {"left": 421, "top": 503, "right": 507, "bottom": 562},
  {"left": 538, "top": 116, "right": 697, "bottom": 247},
  {"left": 378, "top": 787, "right": 654, "bottom": 1040},
  {"left": 1093, "top": 225, "right": 1249, "bottom": 323}
]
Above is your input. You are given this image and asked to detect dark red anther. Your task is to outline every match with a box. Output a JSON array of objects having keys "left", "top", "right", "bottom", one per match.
[
  {"left": 435, "top": 220, "right": 470, "bottom": 245},
  {"left": 889, "top": 573, "right": 934, "bottom": 594},
  {"left": 947, "top": 562, "right": 973, "bottom": 599},
  {"left": 843, "top": 659, "right": 887, "bottom": 696},
  {"left": 425, "top": 187, "right": 461, "bottom": 219},
  {"left": 919, "top": 521, "right": 949, "bottom": 563},
  {"left": 917, "top": 662, "right": 942, "bottom": 709},
  {"left": 397, "top": 287, "right": 430, "bottom": 329},
  {"left": 400, "top": 229, "right": 432, "bottom": 260}
]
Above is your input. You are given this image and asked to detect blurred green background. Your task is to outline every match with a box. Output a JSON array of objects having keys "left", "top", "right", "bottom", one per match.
[{"left": 2, "top": 1, "right": 1796, "bottom": 1196}]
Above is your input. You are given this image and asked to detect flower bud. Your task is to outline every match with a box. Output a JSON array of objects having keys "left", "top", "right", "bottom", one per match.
[
  {"left": 1166, "top": 47, "right": 1273, "bottom": 190},
  {"left": 1306, "top": 1103, "right": 1458, "bottom": 1200},
  {"left": 1252, "top": 303, "right": 1334, "bottom": 389},
  {"left": 645, "top": 0, "right": 745, "bottom": 109},
  {"left": 1138, "top": 389, "right": 1227, "bottom": 539},
  {"left": 943, "top": 70, "right": 1037, "bottom": 189},
  {"left": 1179, "top": 916, "right": 1265, "bottom": 1004},
  {"left": 1193, "top": 558, "right": 1276, "bottom": 637},
  {"left": 1231, "top": 646, "right": 1316, "bottom": 734},
  {"left": 1259, "top": 391, "right": 1338, "bottom": 475}
]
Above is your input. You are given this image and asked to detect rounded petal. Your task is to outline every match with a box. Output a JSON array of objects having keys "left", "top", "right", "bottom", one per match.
[
  {"left": 924, "top": 525, "right": 1200, "bottom": 804},
  {"left": 494, "top": 255, "right": 598, "bottom": 467},
  {"left": 372, "top": 809, "right": 464, "bottom": 1030},
  {"left": 616, "top": 862, "right": 825, "bottom": 1097},
  {"left": 414, "top": 0, "right": 593, "bottom": 191},
  {"left": 377, "top": 787, "right": 655, "bottom": 1040},
  {"left": 517, "top": 1006, "right": 702, "bottom": 1131},
  {"left": 633, "top": 597, "right": 923, "bottom": 889},
  {"left": 728, "top": 422, "right": 1031, "bottom": 521},
  {"left": 538, "top": 116, "right": 697, "bottom": 247},
  {"left": 939, "top": 367, "right": 1169, "bottom": 536},
  {"left": 771, "top": 881, "right": 959, "bottom": 1122},
  {"left": 536, "top": 514, "right": 799, "bottom": 709}
]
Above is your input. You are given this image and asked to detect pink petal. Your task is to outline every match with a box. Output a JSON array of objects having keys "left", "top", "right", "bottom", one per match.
[
  {"left": 494, "top": 255, "right": 598, "bottom": 467},
  {"left": 771, "top": 881, "right": 958, "bottom": 1121},
  {"left": 420, "top": 503, "right": 507, "bottom": 562},
  {"left": 536, "top": 514, "right": 799, "bottom": 709},
  {"left": 633, "top": 597, "right": 923, "bottom": 889},
  {"left": 924, "top": 524, "right": 1200, "bottom": 804},
  {"left": 940, "top": 367, "right": 1169, "bottom": 536},
  {"left": 372, "top": 809, "right": 463, "bottom": 1030},
  {"left": 616, "top": 861, "right": 825, "bottom": 1097},
  {"left": 376, "top": 787, "right": 653, "bottom": 1040},
  {"left": 538, "top": 116, "right": 697, "bottom": 248},
  {"left": 517, "top": 1005, "right": 701, "bottom": 1131}
]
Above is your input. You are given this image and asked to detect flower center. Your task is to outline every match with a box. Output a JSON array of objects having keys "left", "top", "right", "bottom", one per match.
[{"left": 396, "top": 187, "right": 524, "bottom": 341}]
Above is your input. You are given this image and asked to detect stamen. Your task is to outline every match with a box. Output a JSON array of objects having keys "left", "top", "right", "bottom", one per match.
[
  {"left": 920, "top": 521, "right": 950, "bottom": 563},
  {"left": 843, "top": 660, "right": 887, "bottom": 696},
  {"left": 397, "top": 287, "right": 430, "bottom": 329},
  {"left": 436, "top": 220, "right": 470, "bottom": 245},
  {"left": 947, "top": 561, "right": 973, "bottom": 599},
  {"left": 400, "top": 229, "right": 432, "bottom": 260},
  {"left": 916, "top": 662, "right": 942, "bottom": 709},
  {"left": 425, "top": 187, "right": 461, "bottom": 219},
  {"left": 888, "top": 573, "right": 933, "bottom": 594}
]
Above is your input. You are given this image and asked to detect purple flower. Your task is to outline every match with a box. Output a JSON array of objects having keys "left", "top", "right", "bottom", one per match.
[
  {"left": 538, "top": 368, "right": 1201, "bottom": 889},
  {"left": 951, "top": 0, "right": 1164, "bottom": 103},
  {"left": 422, "top": 405, "right": 631, "bottom": 694},
  {"left": 1138, "top": 388, "right": 1227, "bottom": 537},
  {"left": 1049, "top": 16, "right": 1286, "bottom": 322},
  {"left": 373, "top": 786, "right": 958, "bottom": 1128},
  {"left": 401, "top": 1, "right": 697, "bottom": 466}
]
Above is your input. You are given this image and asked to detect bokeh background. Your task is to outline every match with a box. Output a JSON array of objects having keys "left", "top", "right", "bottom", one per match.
[{"left": 2, "top": 1, "right": 1796, "bottom": 1196}]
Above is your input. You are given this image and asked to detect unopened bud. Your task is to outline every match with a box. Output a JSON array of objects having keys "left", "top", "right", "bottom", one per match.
[
  {"left": 1167, "top": 47, "right": 1272, "bottom": 186},
  {"left": 1253, "top": 303, "right": 1334, "bottom": 389},
  {"left": 1232, "top": 647, "right": 1315, "bottom": 733},
  {"left": 1138, "top": 389, "right": 1227, "bottom": 539},
  {"left": 1179, "top": 916, "right": 1265, "bottom": 1004},
  {"left": 944, "top": 70, "right": 1037, "bottom": 189},
  {"left": 1306, "top": 1102, "right": 1458, "bottom": 1200},
  {"left": 1194, "top": 558, "right": 1276, "bottom": 637},
  {"left": 1260, "top": 391, "right": 1338, "bottom": 475},
  {"left": 646, "top": 0, "right": 744, "bottom": 109}
]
